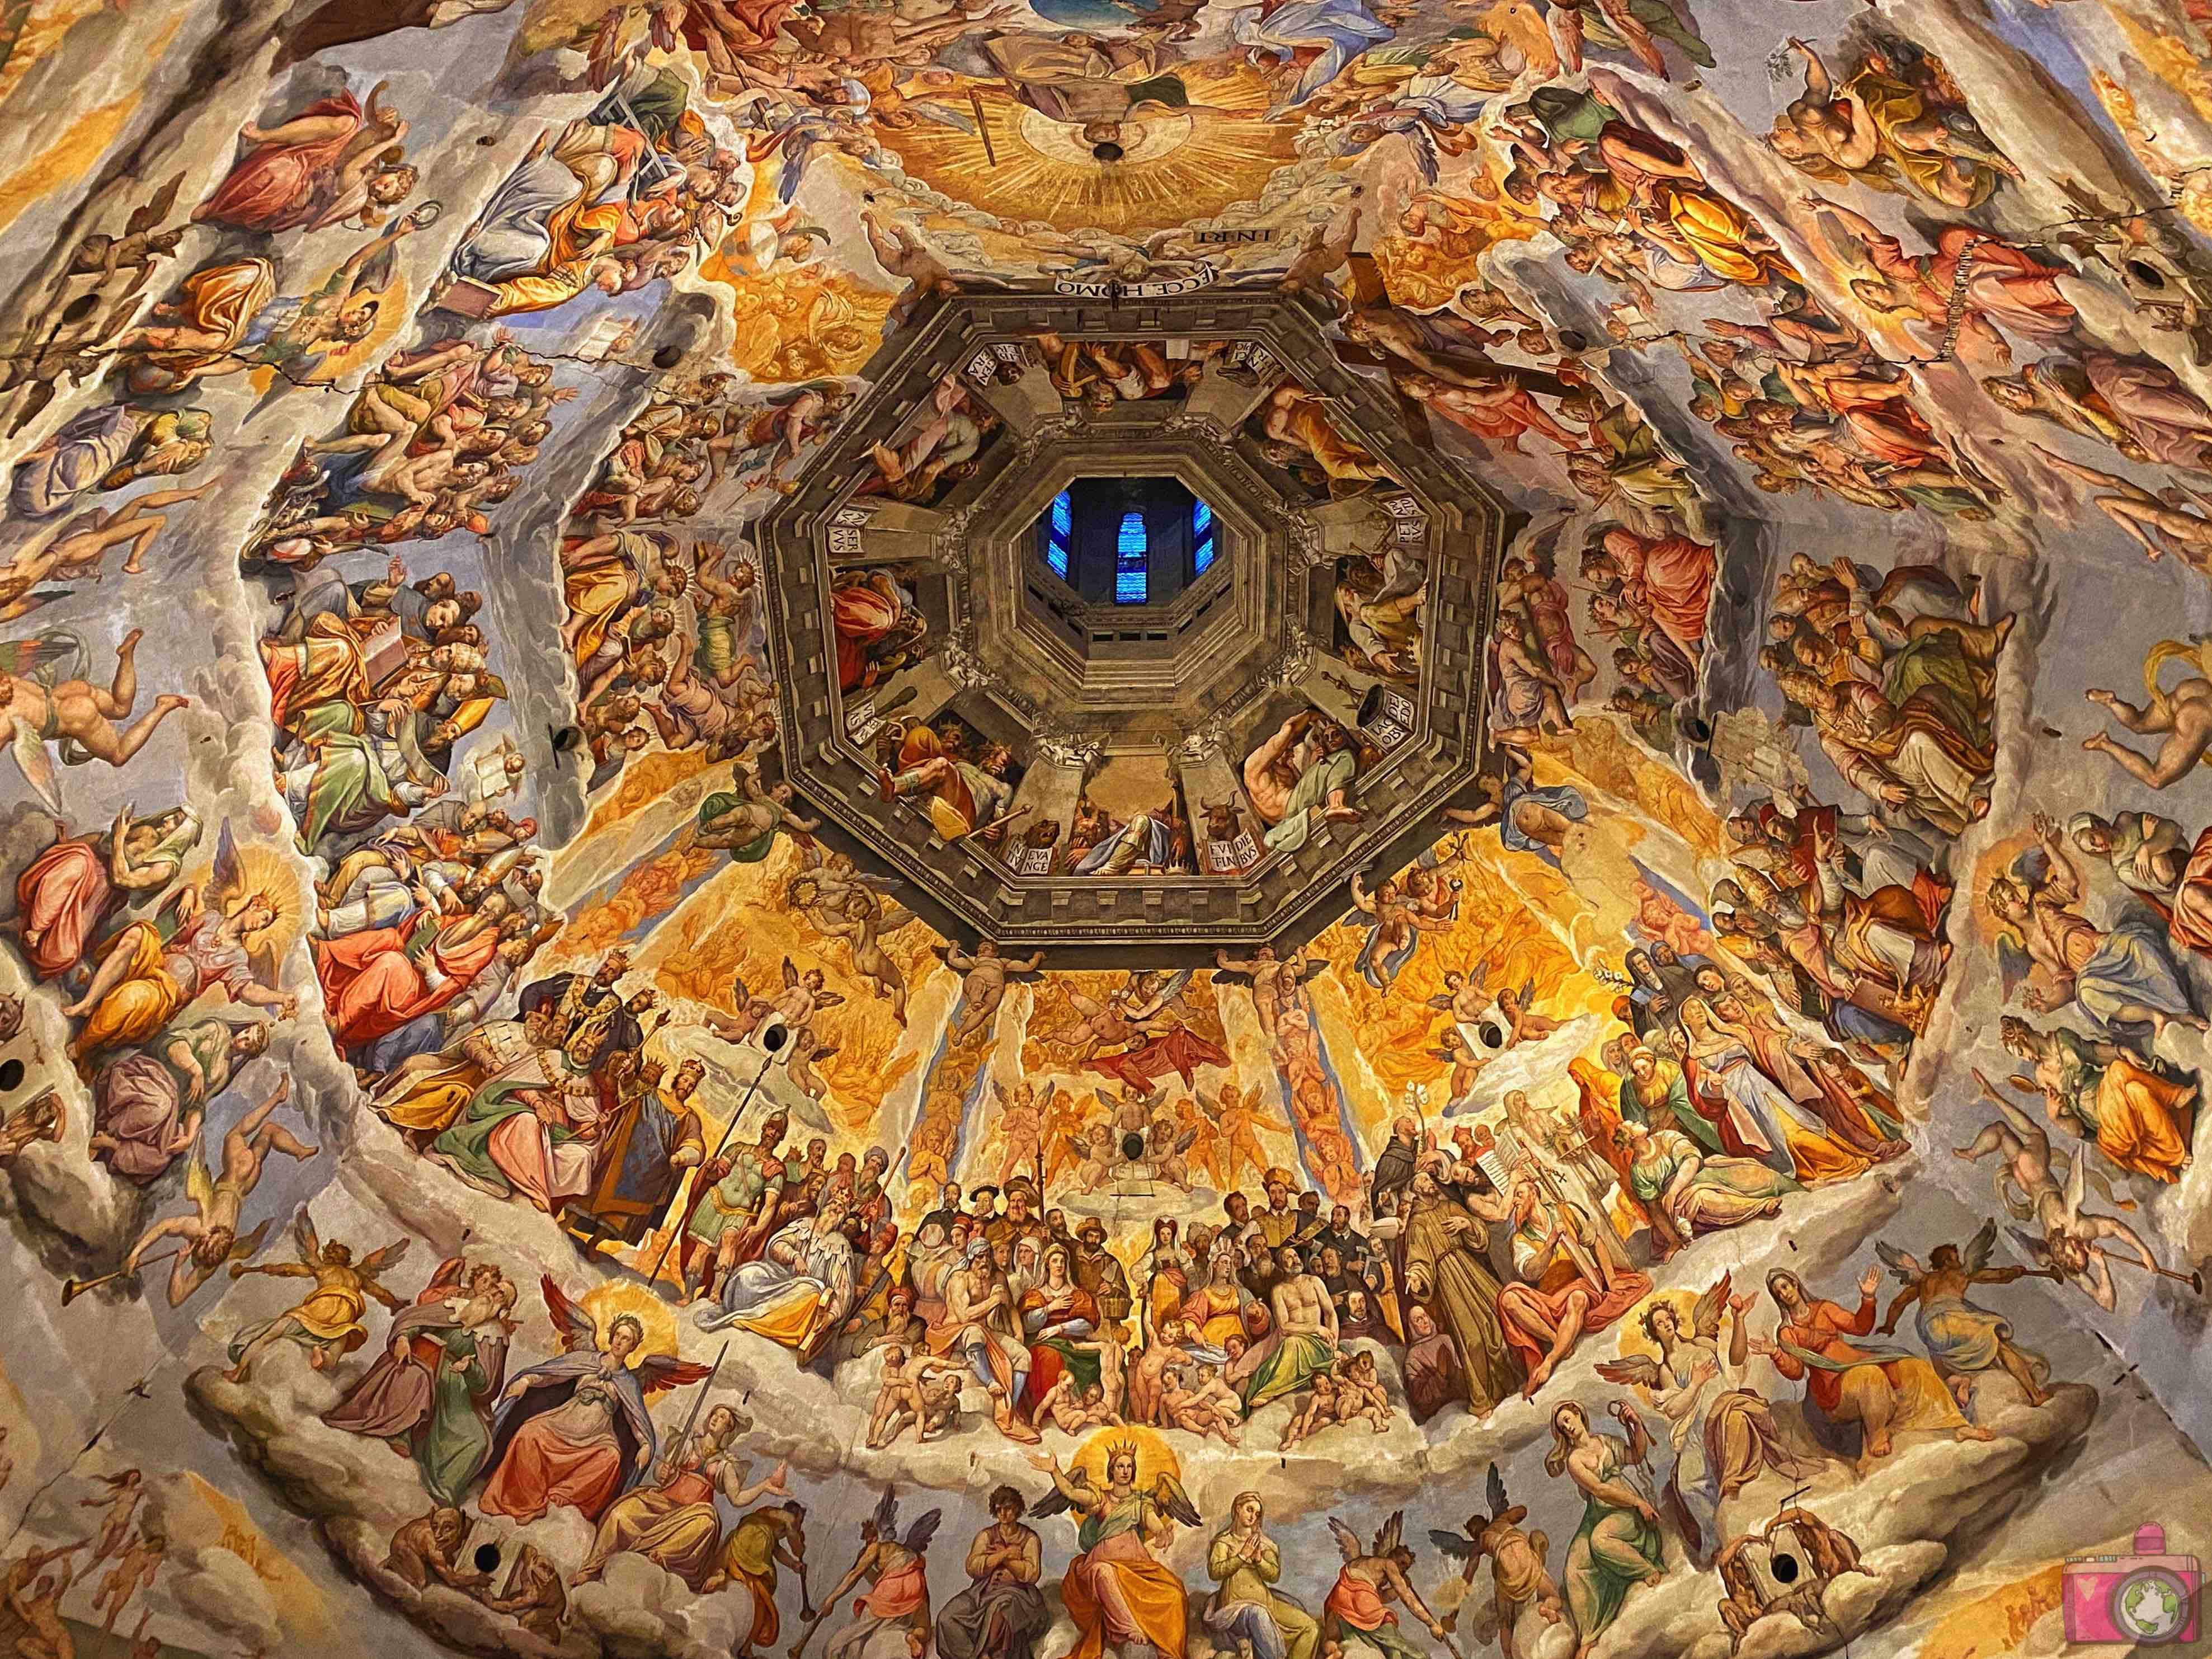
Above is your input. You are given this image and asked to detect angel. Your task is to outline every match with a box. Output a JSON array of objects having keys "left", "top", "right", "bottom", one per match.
[
  {"left": 1348, "top": 871, "right": 1457, "bottom": 991},
  {"left": 221, "top": 1215, "right": 411, "bottom": 1383},
  {"left": 694, "top": 758, "right": 820, "bottom": 862},
  {"left": 1210, "top": 947, "right": 1329, "bottom": 1044},
  {"left": 1424, "top": 964, "right": 1494, "bottom": 1031},
  {"left": 1428, "top": 1464, "right": 1566, "bottom": 1659},
  {"left": 1061, "top": 1122, "right": 1119, "bottom": 1195},
  {"left": 1145, "top": 1112, "right": 1201, "bottom": 1193},
  {"left": 1956, "top": 1081, "right": 2187, "bottom": 1313},
  {"left": 1596, "top": 1276, "right": 1822, "bottom": 1562},
  {"left": 1984, "top": 816, "right": 2205, "bottom": 1043},
  {"left": 1872, "top": 1220, "right": 2057, "bottom": 1408},
  {"left": 1429, "top": 1028, "right": 1491, "bottom": 1105},
  {"left": 116, "top": 1077, "right": 312, "bottom": 1308},
  {"left": 790, "top": 845, "right": 917, "bottom": 1019},
  {"left": 479, "top": 1275, "right": 711, "bottom": 1525},
  {"left": 1495, "top": 980, "right": 1561, "bottom": 1049},
  {"left": 1027, "top": 1441, "right": 1199, "bottom": 1659},
  {"left": 1323, "top": 1512, "right": 1453, "bottom": 1659},
  {"left": 64, "top": 819, "right": 296, "bottom": 1066},
  {"left": 798, "top": 1491, "right": 943, "bottom": 1659},
  {"left": 938, "top": 939, "right": 1047, "bottom": 1044},
  {"left": 0, "top": 627, "right": 191, "bottom": 810}
]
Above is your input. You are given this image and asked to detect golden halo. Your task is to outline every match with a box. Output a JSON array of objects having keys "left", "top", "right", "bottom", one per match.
[
  {"left": 1072, "top": 1425, "right": 1180, "bottom": 1492},
  {"left": 1968, "top": 830, "right": 2041, "bottom": 947},
  {"left": 199, "top": 844, "right": 303, "bottom": 962},
  {"left": 581, "top": 1280, "right": 680, "bottom": 1366}
]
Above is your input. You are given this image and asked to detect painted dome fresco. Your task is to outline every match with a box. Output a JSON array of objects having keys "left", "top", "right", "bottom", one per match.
[{"left": 0, "top": 0, "right": 2210, "bottom": 1654}]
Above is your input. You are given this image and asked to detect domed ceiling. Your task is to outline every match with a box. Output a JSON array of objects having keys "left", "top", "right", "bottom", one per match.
[{"left": 0, "top": 0, "right": 2210, "bottom": 1656}]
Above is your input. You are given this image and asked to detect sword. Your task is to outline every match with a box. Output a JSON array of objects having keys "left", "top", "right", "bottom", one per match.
[{"left": 669, "top": 1341, "right": 731, "bottom": 1465}]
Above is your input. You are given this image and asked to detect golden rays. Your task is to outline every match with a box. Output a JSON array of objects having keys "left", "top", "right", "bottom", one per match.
[{"left": 876, "top": 69, "right": 1296, "bottom": 234}]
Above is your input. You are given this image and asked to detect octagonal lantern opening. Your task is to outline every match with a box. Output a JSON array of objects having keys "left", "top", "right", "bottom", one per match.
[{"left": 756, "top": 289, "right": 1517, "bottom": 965}]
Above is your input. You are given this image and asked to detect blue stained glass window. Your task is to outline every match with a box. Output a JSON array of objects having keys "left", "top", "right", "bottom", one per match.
[
  {"left": 1115, "top": 510, "right": 1148, "bottom": 604},
  {"left": 1047, "top": 490, "right": 1072, "bottom": 576},
  {"left": 1193, "top": 497, "right": 1215, "bottom": 574}
]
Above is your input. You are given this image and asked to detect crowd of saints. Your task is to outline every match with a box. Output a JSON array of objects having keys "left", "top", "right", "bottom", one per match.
[{"left": 6, "top": 0, "right": 2212, "bottom": 1650}]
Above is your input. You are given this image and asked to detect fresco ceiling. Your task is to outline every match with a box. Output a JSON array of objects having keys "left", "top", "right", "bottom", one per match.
[{"left": 3, "top": 0, "right": 2212, "bottom": 1653}]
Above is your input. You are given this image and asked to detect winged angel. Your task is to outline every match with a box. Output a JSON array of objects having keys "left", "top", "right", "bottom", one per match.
[
  {"left": 223, "top": 1214, "right": 410, "bottom": 1382},
  {"left": 1028, "top": 1440, "right": 1201, "bottom": 1659},
  {"left": 1868, "top": 1219, "right": 2056, "bottom": 1408},
  {"left": 1428, "top": 1465, "right": 1566, "bottom": 1659},
  {"left": 481, "top": 1276, "right": 712, "bottom": 1523},
  {"left": 1324, "top": 1512, "right": 1457, "bottom": 1659}
]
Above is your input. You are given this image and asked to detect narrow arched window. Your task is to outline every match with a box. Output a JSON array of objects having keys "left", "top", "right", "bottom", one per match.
[{"left": 1115, "top": 509, "right": 1148, "bottom": 604}]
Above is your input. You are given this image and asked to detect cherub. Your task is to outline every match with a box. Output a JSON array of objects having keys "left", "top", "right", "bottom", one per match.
[
  {"left": 1335, "top": 1352, "right": 1392, "bottom": 1434},
  {"left": 1032, "top": 1373, "right": 1118, "bottom": 1435},
  {"left": 1061, "top": 1122, "right": 1118, "bottom": 1196},
  {"left": 867, "top": 1345, "right": 963, "bottom": 1448},
  {"left": 1071, "top": 1335, "right": 1128, "bottom": 1417},
  {"left": 917, "top": 1369, "right": 964, "bottom": 1441},
  {"left": 790, "top": 845, "right": 916, "bottom": 1021},
  {"left": 1494, "top": 980, "right": 1561, "bottom": 1047},
  {"left": 938, "top": 939, "right": 1048, "bottom": 1043},
  {"left": 1349, "top": 871, "right": 1457, "bottom": 991},
  {"left": 1278, "top": 1373, "right": 1340, "bottom": 1451},
  {"left": 223, "top": 1215, "right": 411, "bottom": 1382},
  {"left": 1428, "top": 1028, "right": 1490, "bottom": 1103},
  {"left": 118, "top": 1078, "right": 314, "bottom": 1308},
  {"left": 1160, "top": 1362, "right": 1241, "bottom": 1444},
  {"left": 1429, "top": 1464, "right": 1566, "bottom": 1659}
]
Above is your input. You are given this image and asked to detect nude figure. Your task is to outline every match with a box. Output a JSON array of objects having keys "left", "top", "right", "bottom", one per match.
[
  {"left": 1159, "top": 1364, "right": 1240, "bottom": 1445},
  {"left": 1280, "top": 207, "right": 1362, "bottom": 312},
  {"left": 1278, "top": 1374, "right": 1340, "bottom": 1450},
  {"left": 868, "top": 1346, "right": 964, "bottom": 1447},
  {"left": 862, "top": 210, "right": 959, "bottom": 328},
  {"left": 120, "top": 1077, "right": 317, "bottom": 1308},
  {"left": 0, "top": 628, "right": 191, "bottom": 803},
  {"left": 0, "top": 486, "right": 210, "bottom": 614},
  {"left": 2082, "top": 670, "right": 2212, "bottom": 791},
  {"left": 943, "top": 940, "right": 1046, "bottom": 1043}
]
